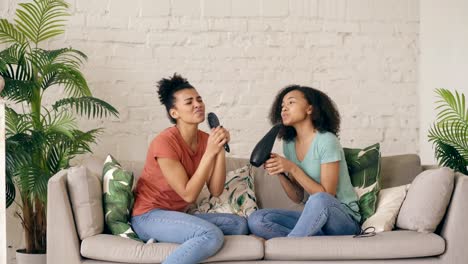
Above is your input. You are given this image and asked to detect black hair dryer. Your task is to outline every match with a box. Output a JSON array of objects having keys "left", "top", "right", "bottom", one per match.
[{"left": 249, "top": 124, "right": 281, "bottom": 167}]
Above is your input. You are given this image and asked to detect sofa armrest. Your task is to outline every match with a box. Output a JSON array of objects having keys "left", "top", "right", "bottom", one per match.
[
  {"left": 47, "top": 170, "right": 82, "bottom": 264},
  {"left": 438, "top": 172, "right": 468, "bottom": 263}
]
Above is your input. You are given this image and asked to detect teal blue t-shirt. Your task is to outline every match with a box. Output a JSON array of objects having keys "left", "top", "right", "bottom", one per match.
[{"left": 283, "top": 132, "right": 361, "bottom": 222}]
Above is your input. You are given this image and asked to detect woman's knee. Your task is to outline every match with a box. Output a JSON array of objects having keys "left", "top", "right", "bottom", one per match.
[
  {"left": 306, "top": 192, "right": 337, "bottom": 210},
  {"left": 247, "top": 210, "right": 268, "bottom": 234},
  {"left": 202, "top": 227, "right": 224, "bottom": 253}
]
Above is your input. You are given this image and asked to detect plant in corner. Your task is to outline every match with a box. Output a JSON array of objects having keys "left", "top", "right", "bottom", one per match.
[
  {"left": 0, "top": 0, "right": 118, "bottom": 255},
  {"left": 428, "top": 88, "right": 467, "bottom": 175}
]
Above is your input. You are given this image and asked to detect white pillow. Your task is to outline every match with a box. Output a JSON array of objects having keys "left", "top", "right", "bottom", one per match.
[
  {"left": 189, "top": 165, "right": 258, "bottom": 217},
  {"left": 396, "top": 167, "right": 454, "bottom": 233},
  {"left": 362, "top": 184, "right": 410, "bottom": 232}
]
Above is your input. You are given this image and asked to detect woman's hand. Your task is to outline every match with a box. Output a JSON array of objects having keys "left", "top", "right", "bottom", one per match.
[
  {"left": 206, "top": 126, "right": 229, "bottom": 156},
  {"left": 264, "top": 153, "right": 295, "bottom": 175}
]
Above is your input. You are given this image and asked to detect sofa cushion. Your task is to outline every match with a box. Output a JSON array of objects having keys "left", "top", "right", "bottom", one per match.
[
  {"left": 102, "top": 155, "right": 141, "bottom": 241},
  {"left": 264, "top": 230, "right": 445, "bottom": 260},
  {"left": 362, "top": 184, "right": 409, "bottom": 232},
  {"left": 67, "top": 166, "right": 103, "bottom": 240},
  {"left": 190, "top": 164, "right": 258, "bottom": 217},
  {"left": 397, "top": 167, "right": 455, "bottom": 233},
  {"left": 344, "top": 143, "right": 381, "bottom": 222},
  {"left": 81, "top": 234, "right": 264, "bottom": 263}
]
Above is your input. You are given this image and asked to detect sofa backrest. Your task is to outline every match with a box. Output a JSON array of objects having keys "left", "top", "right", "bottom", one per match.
[
  {"left": 226, "top": 154, "right": 423, "bottom": 210},
  {"left": 380, "top": 154, "right": 422, "bottom": 189},
  {"left": 80, "top": 153, "right": 423, "bottom": 211}
]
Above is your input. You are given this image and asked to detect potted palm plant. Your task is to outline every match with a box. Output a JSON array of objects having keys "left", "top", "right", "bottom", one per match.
[
  {"left": 0, "top": 0, "right": 118, "bottom": 263},
  {"left": 428, "top": 88, "right": 467, "bottom": 174}
]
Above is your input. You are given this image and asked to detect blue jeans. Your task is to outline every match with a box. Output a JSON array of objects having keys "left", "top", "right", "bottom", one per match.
[
  {"left": 131, "top": 209, "right": 248, "bottom": 264},
  {"left": 248, "top": 192, "right": 360, "bottom": 240}
]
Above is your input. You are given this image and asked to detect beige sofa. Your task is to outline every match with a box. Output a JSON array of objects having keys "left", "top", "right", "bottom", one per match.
[{"left": 47, "top": 154, "right": 468, "bottom": 264}]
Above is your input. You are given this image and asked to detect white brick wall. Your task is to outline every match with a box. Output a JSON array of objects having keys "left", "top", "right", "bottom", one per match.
[
  {"left": 1, "top": 0, "right": 420, "bottom": 163},
  {"left": 2, "top": 0, "right": 419, "bottom": 260}
]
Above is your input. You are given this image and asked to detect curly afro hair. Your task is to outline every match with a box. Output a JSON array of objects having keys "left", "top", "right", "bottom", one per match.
[
  {"left": 157, "top": 73, "right": 194, "bottom": 124},
  {"left": 269, "top": 85, "right": 341, "bottom": 141}
]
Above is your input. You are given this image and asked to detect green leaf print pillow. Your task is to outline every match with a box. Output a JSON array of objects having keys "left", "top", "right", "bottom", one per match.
[
  {"left": 189, "top": 164, "right": 258, "bottom": 217},
  {"left": 102, "top": 155, "right": 141, "bottom": 241},
  {"left": 344, "top": 143, "right": 381, "bottom": 223}
]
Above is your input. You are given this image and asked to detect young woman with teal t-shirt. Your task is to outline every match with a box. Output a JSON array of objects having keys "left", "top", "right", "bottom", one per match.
[{"left": 248, "top": 85, "right": 361, "bottom": 239}]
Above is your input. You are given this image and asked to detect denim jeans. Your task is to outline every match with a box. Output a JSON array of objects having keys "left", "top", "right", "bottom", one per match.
[
  {"left": 248, "top": 192, "right": 361, "bottom": 240},
  {"left": 131, "top": 209, "right": 248, "bottom": 264}
]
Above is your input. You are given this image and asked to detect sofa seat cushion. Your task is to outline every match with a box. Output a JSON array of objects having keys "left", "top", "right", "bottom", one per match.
[
  {"left": 264, "top": 230, "right": 445, "bottom": 260},
  {"left": 81, "top": 234, "right": 264, "bottom": 263}
]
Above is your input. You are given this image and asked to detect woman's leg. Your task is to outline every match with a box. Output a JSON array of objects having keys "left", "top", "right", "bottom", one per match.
[
  {"left": 288, "top": 192, "right": 361, "bottom": 237},
  {"left": 131, "top": 209, "right": 224, "bottom": 264},
  {"left": 247, "top": 209, "right": 301, "bottom": 239},
  {"left": 194, "top": 213, "right": 249, "bottom": 235}
]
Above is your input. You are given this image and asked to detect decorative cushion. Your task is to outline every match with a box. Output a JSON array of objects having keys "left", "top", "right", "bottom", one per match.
[
  {"left": 190, "top": 164, "right": 258, "bottom": 217},
  {"left": 362, "top": 184, "right": 409, "bottom": 232},
  {"left": 396, "top": 167, "right": 455, "bottom": 233},
  {"left": 102, "top": 155, "right": 141, "bottom": 241},
  {"left": 344, "top": 143, "right": 381, "bottom": 223},
  {"left": 67, "top": 166, "right": 104, "bottom": 240}
]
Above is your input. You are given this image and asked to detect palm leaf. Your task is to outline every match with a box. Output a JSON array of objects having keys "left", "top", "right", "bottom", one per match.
[
  {"left": 5, "top": 107, "right": 33, "bottom": 137},
  {"left": 45, "top": 47, "right": 87, "bottom": 67},
  {"left": 41, "top": 109, "right": 77, "bottom": 138},
  {"left": 0, "top": 19, "right": 27, "bottom": 44},
  {"left": 431, "top": 140, "right": 468, "bottom": 175},
  {"left": 6, "top": 171, "right": 16, "bottom": 208},
  {"left": 14, "top": 0, "right": 69, "bottom": 45},
  {"left": 45, "top": 141, "right": 70, "bottom": 174},
  {"left": 53, "top": 97, "right": 119, "bottom": 118},
  {"left": 428, "top": 89, "right": 468, "bottom": 173},
  {"left": 434, "top": 88, "right": 467, "bottom": 123},
  {"left": 68, "top": 128, "right": 102, "bottom": 155},
  {"left": 16, "top": 165, "right": 49, "bottom": 203},
  {"left": 1, "top": 78, "right": 36, "bottom": 103},
  {"left": 31, "top": 47, "right": 87, "bottom": 71},
  {"left": 5, "top": 136, "right": 33, "bottom": 208},
  {"left": 0, "top": 43, "right": 32, "bottom": 81},
  {"left": 429, "top": 120, "right": 468, "bottom": 161},
  {"left": 53, "top": 66, "right": 91, "bottom": 96}
]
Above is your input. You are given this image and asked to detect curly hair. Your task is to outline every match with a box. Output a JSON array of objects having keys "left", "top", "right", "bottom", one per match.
[
  {"left": 157, "top": 73, "right": 194, "bottom": 124},
  {"left": 269, "top": 85, "right": 341, "bottom": 141}
]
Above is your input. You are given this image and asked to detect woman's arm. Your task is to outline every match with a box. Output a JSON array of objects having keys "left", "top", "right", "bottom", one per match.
[
  {"left": 158, "top": 127, "right": 227, "bottom": 203},
  {"left": 158, "top": 154, "right": 216, "bottom": 203},
  {"left": 289, "top": 161, "right": 339, "bottom": 196},
  {"left": 206, "top": 127, "right": 230, "bottom": 196},
  {"left": 277, "top": 173, "right": 304, "bottom": 204},
  {"left": 206, "top": 150, "right": 226, "bottom": 196},
  {"left": 265, "top": 154, "right": 339, "bottom": 198}
]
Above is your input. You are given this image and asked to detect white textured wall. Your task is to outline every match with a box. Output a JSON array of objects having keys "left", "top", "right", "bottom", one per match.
[
  {"left": 419, "top": 0, "right": 468, "bottom": 164},
  {"left": 2, "top": 0, "right": 420, "bottom": 160},
  {"left": 2, "top": 0, "right": 419, "bottom": 261}
]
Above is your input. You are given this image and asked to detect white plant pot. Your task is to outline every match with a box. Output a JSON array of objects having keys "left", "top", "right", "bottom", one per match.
[{"left": 16, "top": 250, "right": 46, "bottom": 264}]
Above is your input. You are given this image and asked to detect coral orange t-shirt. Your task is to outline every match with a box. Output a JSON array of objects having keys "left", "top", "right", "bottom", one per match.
[{"left": 132, "top": 126, "right": 209, "bottom": 216}]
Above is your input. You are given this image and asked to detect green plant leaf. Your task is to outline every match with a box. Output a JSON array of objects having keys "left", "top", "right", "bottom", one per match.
[
  {"left": 41, "top": 109, "right": 77, "bottom": 138},
  {"left": 53, "top": 97, "right": 119, "bottom": 118},
  {"left": 0, "top": 19, "right": 26, "bottom": 44},
  {"left": 15, "top": 0, "right": 69, "bottom": 45},
  {"left": 428, "top": 89, "right": 468, "bottom": 173},
  {"left": 0, "top": 43, "right": 32, "bottom": 81},
  {"left": 6, "top": 171, "right": 16, "bottom": 208},
  {"left": 5, "top": 107, "right": 33, "bottom": 137}
]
